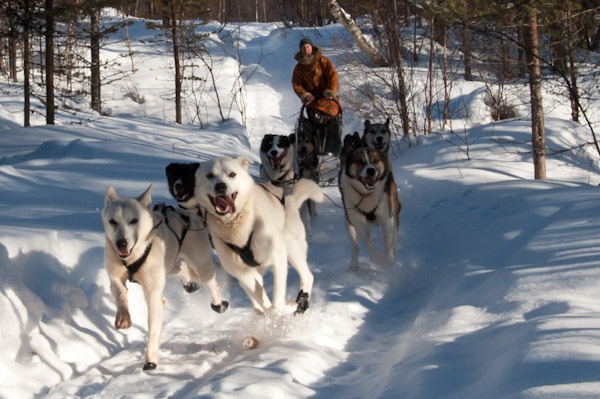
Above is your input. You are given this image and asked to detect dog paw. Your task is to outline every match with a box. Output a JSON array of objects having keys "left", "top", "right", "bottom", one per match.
[
  {"left": 294, "top": 290, "right": 310, "bottom": 314},
  {"left": 243, "top": 336, "right": 260, "bottom": 350},
  {"left": 143, "top": 362, "right": 157, "bottom": 371},
  {"left": 211, "top": 301, "right": 229, "bottom": 313},
  {"left": 115, "top": 311, "right": 132, "bottom": 329},
  {"left": 372, "top": 253, "right": 394, "bottom": 266},
  {"left": 183, "top": 282, "right": 199, "bottom": 293}
]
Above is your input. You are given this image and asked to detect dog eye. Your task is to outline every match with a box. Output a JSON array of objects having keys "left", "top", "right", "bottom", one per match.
[
  {"left": 129, "top": 218, "right": 138, "bottom": 225},
  {"left": 109, "top": 219, "right": 117, "bottom": 226},
  {"left": 206, "top": 173, "right": 215, "bottom": 179},
  {"left": 228, "top": 172, "right": 236, "bottom": 178}
]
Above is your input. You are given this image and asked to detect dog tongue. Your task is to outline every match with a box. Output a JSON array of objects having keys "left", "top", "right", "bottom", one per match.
[
  {"left": 269, "top": 157, "right": 281, "bottom": 167},
  {"left": 269, "top": 149, "right": 287, "bottom": 168},
  {"left": 361, "top": 176, "right": 377, "bottom": 189},
  {"left": 214, "top": 196, "right": 236, "bottom": 214},
  {"left": 175, "top": 193, "right": 188, "bottom": 201}
]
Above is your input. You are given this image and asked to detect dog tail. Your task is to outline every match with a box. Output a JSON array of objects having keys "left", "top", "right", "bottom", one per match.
[{"left": 286, "top": 178, "right": 324, "bottom": 210}]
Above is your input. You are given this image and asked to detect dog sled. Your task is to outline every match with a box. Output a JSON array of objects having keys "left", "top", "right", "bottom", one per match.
[{"left": 293, "top": 104, "right": 342, "bottom": 186}]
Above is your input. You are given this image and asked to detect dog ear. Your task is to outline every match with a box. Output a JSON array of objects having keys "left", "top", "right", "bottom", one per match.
[
  {"left": 235, "top": 156, "right": 253, "bottom": 170},
  {"left": 385, "top": 118, "right": 390, "bottom": 127},
  {"left": 364, "top": 120, "right": 371, "bottom": 132},
  {"left": 105, "top": 186, "right": 118, "bottom": 203},
  {"left": 288, "top": 133, "right": 296, "bottom": 144},
  {"left": 138, "top": 184, "right": 153, "bottom": 208}
]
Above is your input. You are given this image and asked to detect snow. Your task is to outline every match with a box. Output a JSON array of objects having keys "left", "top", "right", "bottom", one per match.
[{"left": 1, "top": 13, "right": 600, "bottom": 399}]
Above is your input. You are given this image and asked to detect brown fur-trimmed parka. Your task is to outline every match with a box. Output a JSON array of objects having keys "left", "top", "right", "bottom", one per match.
[{"left": 292, "top": 45, "right": 340, "bottom": 117}]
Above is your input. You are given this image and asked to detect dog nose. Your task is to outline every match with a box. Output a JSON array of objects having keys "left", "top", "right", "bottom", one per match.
[
  {"left": 269, "top": 150, "right": 278, "bottom": 157},
  {"left": 366, "top": 167, "right": 376, "bottom": 177},
  {"left": 215, "top": 182, "right": 227, "bottom": 195},
  {"left": 174, "top": 182, "right": 184, "bottom": 193},
  {"left": 116, "top": 238, "right": 128, "bottom": 251}
]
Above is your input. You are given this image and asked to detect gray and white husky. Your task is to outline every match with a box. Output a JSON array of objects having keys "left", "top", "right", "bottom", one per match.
[
  {"left": 362, "top": 118, "right": 391, "bottom": 155},
  {"left": 194, "top": 156, "right": 323, "bottom": 315},
  {"left": 102, "top": 185, "right": 228, "bottom": 370}
]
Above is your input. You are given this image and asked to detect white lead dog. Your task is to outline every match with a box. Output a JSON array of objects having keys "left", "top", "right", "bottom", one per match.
[
  {"left": 102, "top": 185, "right": 228, "bottom": 370},
  {"left": 194, "top": 156, "right": 323, "bottom": 315}
]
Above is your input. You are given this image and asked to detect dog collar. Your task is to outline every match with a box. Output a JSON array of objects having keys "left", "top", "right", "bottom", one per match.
[{"left": 122, "top": 243, "right": 153, "bottom": 282}]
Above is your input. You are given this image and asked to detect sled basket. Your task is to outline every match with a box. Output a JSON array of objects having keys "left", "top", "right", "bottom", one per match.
[{"left": 294, "top": 105, "right": 343, "bottom": 186}]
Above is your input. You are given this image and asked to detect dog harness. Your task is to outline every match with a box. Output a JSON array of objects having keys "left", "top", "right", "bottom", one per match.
[
  {"left": 154, "top": 203, "right": 191, "bottom": 251},
  {"left": 260, "top": 165, "right": 297, "bottom": 188},
  {"left": 221, "top": 183, "right": 293, "bottom": 268},
  {"left": 224, "top": 230, "right": 260, "bottom": 267},
  {"left": 122, "top": 243, "right": 153, "bottom": 282},
  {"left": 221, "top": 183, "right": 283, "bottom": 267},
  {"left": 361, "top": 208, "right": 377, "bottom": 222},
  {"left": 258, "top": 183, "right": 286, "bottom": 206},
  {"left": 121, "top": 203, "right": 193, "bottom": 283}
]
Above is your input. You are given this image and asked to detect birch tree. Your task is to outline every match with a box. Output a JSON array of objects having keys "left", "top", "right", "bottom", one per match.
[{"left": 328, "top": 0, "right": 388, "bottom": 67}]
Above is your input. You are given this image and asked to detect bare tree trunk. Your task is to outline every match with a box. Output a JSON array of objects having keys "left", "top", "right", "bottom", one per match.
[
  {"left": 389, "top": 0, "right": 410, "bottom": 137},
  {"left": 566, "top": 3, "right": 579, "bottom": 123},
  {"left": 65, "top": 22, "right": 74, "bottom": 93},
  {"left": 9, "top": 29, "right": 18, "bottom": 82},
  {"left": 460, "top": 0, "right": 472, "bottom": 81},
  {"left": 90, "top": 8, "right": 102, "bottom": 114},
  {"left": 121, "top": 6, "right": 136, "bottom": 72},
  {"left": 46, "top": 0, "right": 55, "bottom": 125},
  {"left": 329, "top": 0, "right": 388, "bottom": 67},
  {"left": 442, "top": 23, "right": 449, "bottom": 126},
  {"left": 170, "top": 1, "right": 182, "bottom": 124},
  {"left": 24, "top": 0, "right": 31, "bottom": 127},
  {"left": 524, "top": 7, "right": 546, "bottom": 180},
  {"left": 517, "top": 26, "right": 527, "bottom": 77},
  {"left": 426, "top": 18, "right": 434, "bottom": 135},
  {"left": 412, "top": 14, "right": 418, "bottom": 62},
  {"left": 0, "top": 20, "right": 5, "bottom": 74}
]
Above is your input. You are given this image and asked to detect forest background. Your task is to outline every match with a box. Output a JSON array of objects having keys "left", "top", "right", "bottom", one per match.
[{"left": 1, "top": 0, "right": 599, "bottom": 180}]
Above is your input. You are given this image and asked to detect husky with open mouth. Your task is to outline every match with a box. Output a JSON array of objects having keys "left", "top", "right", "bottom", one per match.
[
  {"left": 362, "top": 118, "right": 391, "bottom": 156},
  {"left": 259, "top": 134, "right": 296, "bottom": 190},
  {"left": 102, "top": 185, "right": 228, "bottom": 370},
  {"left": 339, "top": 148, "right": 402, "bottom": 270},
  {"left": 195, "top": 155, "right": 323, "bottom": 315},
  {"left": 165, "top": 162, "right": 201, "bottom": 210}
]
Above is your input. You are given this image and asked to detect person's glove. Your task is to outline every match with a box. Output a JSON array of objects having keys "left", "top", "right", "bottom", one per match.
[{"left": 303, "top": 94, "right": 315, "bottom": 105}]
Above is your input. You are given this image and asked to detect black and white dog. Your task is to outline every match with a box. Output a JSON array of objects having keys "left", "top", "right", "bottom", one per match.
[
  {"left": 259, "top": 134, "right": 296, "bottom": 190},
  {"left": 165, "top": 162, "right": 201, "bottom": 213}
]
